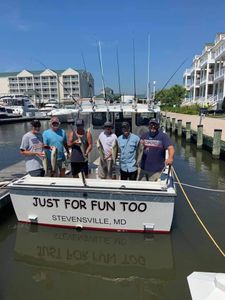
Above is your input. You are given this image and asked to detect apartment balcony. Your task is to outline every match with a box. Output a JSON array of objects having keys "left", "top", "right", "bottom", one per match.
[
  {"left": 195, "top": 79, "right": 200, "bottom": 86},
  {"left": 200, "top": 74, "right": 214, "bottom": 84},
  {"left": 208, "top": 74, "right": 214, "bottom": 82},
  {"left": 214, "top": 68, "right": 225, "bottom": 80},
  {"left": 214, "top": 43, "right": 225, "bottom": 59}
]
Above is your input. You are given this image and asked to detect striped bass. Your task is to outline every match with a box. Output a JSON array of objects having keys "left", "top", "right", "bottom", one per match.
[
  {"left": 96, "top": 139, "right": 105, "bottom": 161},
  {"left": 111, "top": 139, "right": 118, "bottom": 164},
  {"left": 51, "top": 146, "right": 58, "bottom": 172},
  {"left": 136, "top": 141, "right": 144, "bottom": 166},
  {"left": 42, "top": 152, "right": 48, "bottom": 174},
  {"left": 78, "top": 136, "right": 88, "bottom": 162}
]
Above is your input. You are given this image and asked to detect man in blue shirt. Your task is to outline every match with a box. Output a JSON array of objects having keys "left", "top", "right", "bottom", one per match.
[
  {"left": 43, "top": 117, "right": 69, "bottom": 177},
  {"left": 138, "top": 118, "right": 174, "bottom": 181},
  {"left": 117, "top": 122, "right": 140, "bottom": 180}
]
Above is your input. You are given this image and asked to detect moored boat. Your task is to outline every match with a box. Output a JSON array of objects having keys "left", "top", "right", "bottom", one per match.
[{"left": 7, "top": 101, "right": 176, "bottom": 233}]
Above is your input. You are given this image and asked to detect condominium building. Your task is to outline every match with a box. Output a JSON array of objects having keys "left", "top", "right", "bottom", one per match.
[
  {"left": 183, "top": 33, "right": 225, "bottom": 108},
  {"left": 0, "top": 67, "right": 94, "bottom": 105}
]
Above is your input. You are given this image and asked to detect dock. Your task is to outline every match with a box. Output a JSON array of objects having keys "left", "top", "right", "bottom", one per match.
[
  {"left": 0, "top": 161, "right": 25, "bottom": 209},
  {"left": 163, "top": 112, "right": 225, "bottom": 141},
  {"left": 0, "top": 116, "right": 50, "bottom": 125}
]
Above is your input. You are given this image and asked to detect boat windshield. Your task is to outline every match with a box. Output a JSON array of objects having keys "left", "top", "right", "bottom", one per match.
[
  {"left": 92, "top": 112, "right": 113, "bottom": 128},
  {"left": 136, "top": 112, "right": 158, "bottom": 126}
]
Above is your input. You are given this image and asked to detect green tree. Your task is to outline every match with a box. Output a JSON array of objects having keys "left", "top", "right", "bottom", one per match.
[{"left": 155, "top": 85, "right": 186, "bottom": 107}]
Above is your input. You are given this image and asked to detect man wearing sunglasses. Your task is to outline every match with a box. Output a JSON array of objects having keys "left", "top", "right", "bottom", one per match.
[
  {"left": 20, "top": 119, "right": 45, "bottom": 177},
  {"left": 138, "top": 118, "right": 174, "bottom": 181},
  {"left": 43, "top": 117, "right": 69, "bottom": 177}
]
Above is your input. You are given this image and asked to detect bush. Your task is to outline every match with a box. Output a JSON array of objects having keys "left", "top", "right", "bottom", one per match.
[{"left": 162, "top": 104, "right": 200, "bottom": 115}]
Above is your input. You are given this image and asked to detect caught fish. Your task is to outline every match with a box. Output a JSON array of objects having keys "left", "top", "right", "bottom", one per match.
[
  {"left": 111, "top": 139, "right": 118, "bottom": 165},
  {"left": 136, "top": 141, "right": 144, "bottom": 166},
  {"left": 51, "top": 146, "right": 58, "bottom": 172},
  {"left": 96, "top": 139, "right": 105, "bottom": 162},
  {"left": 78, "top": 136, "right": 88, "bottom": 162},
  {"left": 42, "top": 151, "right": 48, "bottom": 175}
]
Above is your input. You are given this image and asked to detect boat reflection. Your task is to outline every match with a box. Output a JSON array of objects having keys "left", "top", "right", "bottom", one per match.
[{"left": 14, "top": 224, "right": 175, "bottom": 299}]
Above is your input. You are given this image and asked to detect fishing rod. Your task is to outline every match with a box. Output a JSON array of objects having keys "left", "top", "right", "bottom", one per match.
[
  {"left": 36, "top": 59, "right": 82, "bottom": 111},
  {"left": 132, "top": 38, "right": 137, "bottom": 109},
  {"left": 96, "top": 40, "right": 109, "bottom": 121},
  {"left": 146, "top": 34, "right": 151, "bottom": 106},
  {"left": 154, "top": 58, "right": 188, "bottom": 102},
  {"left": 116, "top": 46, "right": 122, "bottom": 110},
  {"left": 81, "top": 51, "right": 95, "bottom": 109}
]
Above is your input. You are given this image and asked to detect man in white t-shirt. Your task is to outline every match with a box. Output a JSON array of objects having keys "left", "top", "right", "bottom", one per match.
[{"left": 97, "top": 121, "right": 117, "bottom": 179}]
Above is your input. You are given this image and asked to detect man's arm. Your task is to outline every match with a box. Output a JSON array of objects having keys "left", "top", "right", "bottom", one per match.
[
  {"left": 165, "top": 145, "right": 175, "bottom": 166},
  {"left": 85, "top": 131, "right": 93, "bottom": 155}
]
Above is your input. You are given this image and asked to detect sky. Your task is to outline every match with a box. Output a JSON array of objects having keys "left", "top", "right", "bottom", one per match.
[{"left": 0, "top": 0, "right": 225, "bottom": 95}]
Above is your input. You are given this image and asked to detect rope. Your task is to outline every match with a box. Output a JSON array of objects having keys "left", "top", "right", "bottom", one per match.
[
  {"left": 173, "top": 166, "right": 225, "bottom": 258},
  {"left": 174, "top": 182, "right": 225, "bottom": 193}
]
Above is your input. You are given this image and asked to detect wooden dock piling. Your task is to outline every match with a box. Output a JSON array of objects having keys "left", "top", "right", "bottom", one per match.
[
  {"left": 197, "top": 125, "right": 203, "bottom": 149},
  {"left": 212, "top": 129, "right": 222, "bottom": 159},
  {"left": 177, "top": 120, "right": 182, "bottom": 136},
  {"left": 172, "top": 118, "right": 176, "bottom": 133},
  {"left": 186, "top": 122, "right": 191, "bottom": 142}
]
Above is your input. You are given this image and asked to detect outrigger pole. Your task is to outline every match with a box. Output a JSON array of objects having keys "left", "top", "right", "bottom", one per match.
[
  {"left": 132, "top": 38, "right": 137, "bottom": 109},
  {"left": 154, "top": 58, "right": 188, "bottom": 103},
  {"left": 116, "top": 46, "right": 122, "bottom": 110},
  {"left": 97, "top": 40, "right": 109, "bottom": 121},
  {"left": 146, "top": 34, "right": 151, "bottom": 108},
  {"left": 81, "top": 51, "right": 95, "bottom": 110}
]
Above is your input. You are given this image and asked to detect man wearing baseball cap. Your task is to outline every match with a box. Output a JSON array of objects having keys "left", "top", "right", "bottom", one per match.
[
  {"left": 138, "top": 118, "right": 174, "bottom": 181},
  {"left": 97, "top": 121, "right": 117, "bottom": 179},
  {"left": 117, "top": 122, "right": 140, "bottom": 180},
  {"left": 43, "top": 117, "right": 69, "bottom": 177},
  {"left": 20, "top": 119, "right": 45, "bottom": 177},
  {"left": 68, "top": 118, "right": 93, "bottom": 178}
]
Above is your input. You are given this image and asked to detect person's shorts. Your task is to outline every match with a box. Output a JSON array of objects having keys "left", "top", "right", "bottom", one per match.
[
  {"left": 71, "top": 161, "right": 88, "bottom": 176},
  {"left": 29, "top": 168, "right": 45, "bottom": 177}
]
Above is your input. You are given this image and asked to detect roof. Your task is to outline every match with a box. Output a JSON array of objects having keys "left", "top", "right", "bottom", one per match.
[{"left": 0, "top": 68, "right": 88, "bottom": 78}]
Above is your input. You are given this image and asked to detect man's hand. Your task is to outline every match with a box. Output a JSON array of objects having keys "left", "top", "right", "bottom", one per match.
[{"left": 165, "top": 157, "right": 173, "bottom": 166}]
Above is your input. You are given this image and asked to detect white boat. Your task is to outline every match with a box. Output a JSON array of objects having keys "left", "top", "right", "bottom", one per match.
[
  {"left": 47, "top": 107, "right": 76, "bottom": 123},
  {"left": 187, "top": 272, "right": 225, "bottom": 300},
  {"left": 7, "top": 102, "right": 176, "bottom": 233},
  {"left": 0, "top": 105, "right": 22, "bottom": 119},
  {"left": 38, "top": 103, "right": 59, "bottom": 117},
  {"left": 0, "top": 95, "right": 38, "bottom": 116}
]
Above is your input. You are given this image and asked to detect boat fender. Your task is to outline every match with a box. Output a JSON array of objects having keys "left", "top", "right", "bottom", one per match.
[
  {"left": 120, "top": 185, "right": 126, "bottom": 189},
  {"left": 75, "top": 224, "right": 83, "bottom": 231}
]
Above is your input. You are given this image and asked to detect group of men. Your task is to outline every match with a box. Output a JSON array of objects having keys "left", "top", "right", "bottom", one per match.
[
  {"left": 97, "top": 119, "right": 174, "bottom": 181},
  {"left": 20, "top": 116, "right": 174, "bottom": 181}
]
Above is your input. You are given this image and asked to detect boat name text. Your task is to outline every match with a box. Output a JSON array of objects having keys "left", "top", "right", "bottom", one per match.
[{"left": 32, "top": 197, "right": 147, "bottom": 212}]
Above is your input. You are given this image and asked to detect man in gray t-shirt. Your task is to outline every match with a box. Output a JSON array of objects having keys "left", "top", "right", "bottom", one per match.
[
  {"left": 20, "top": 120, "right": 45, "bottom": 177},
  {"left": 97, "top": 121, "right": 117, "bottom": 179}
]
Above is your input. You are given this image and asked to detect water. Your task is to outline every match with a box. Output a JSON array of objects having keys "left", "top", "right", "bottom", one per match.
[{"left": 0, "top": 122, "right": 225, "bottom": 300}]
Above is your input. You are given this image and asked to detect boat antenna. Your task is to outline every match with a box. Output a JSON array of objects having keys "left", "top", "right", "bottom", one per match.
[
  {"left": 36, "top": 59, "right": 82, "bottom": 111},
  {"left": 154, "top": 58, "right": 188, "bottom": 102},
  {"left": 132, "top": 38, "right": 137, "bottom": 109},
  {"left": 97, "top": 40, "right": 109, "bottom": 120},
  {"left": 116, "top": 46, "right": 122, "bottom": 109},
  {"left": 147, "top": 34, "right": 151, "bottom": 106}
]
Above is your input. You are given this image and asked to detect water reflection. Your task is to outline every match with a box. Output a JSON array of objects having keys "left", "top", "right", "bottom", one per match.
[{"left": 12, "top": 224, "right": 175, "bottom": 299}]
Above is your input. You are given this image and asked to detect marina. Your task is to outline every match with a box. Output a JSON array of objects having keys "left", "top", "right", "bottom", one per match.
[{"left": 0, "top": 115, "right": 224, "bottom": 298}]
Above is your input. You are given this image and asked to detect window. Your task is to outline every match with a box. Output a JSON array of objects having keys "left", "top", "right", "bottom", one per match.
[
  {"left": 92, "top": 112, "right": 112, "bottom": 128},
  {"left": 135, "top": 112, "right": 156, "bottom": 126}
]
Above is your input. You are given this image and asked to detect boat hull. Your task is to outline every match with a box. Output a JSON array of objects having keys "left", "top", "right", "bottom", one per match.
[{"left": 8, "top": 176, "right": 176, "bottom": 233}]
